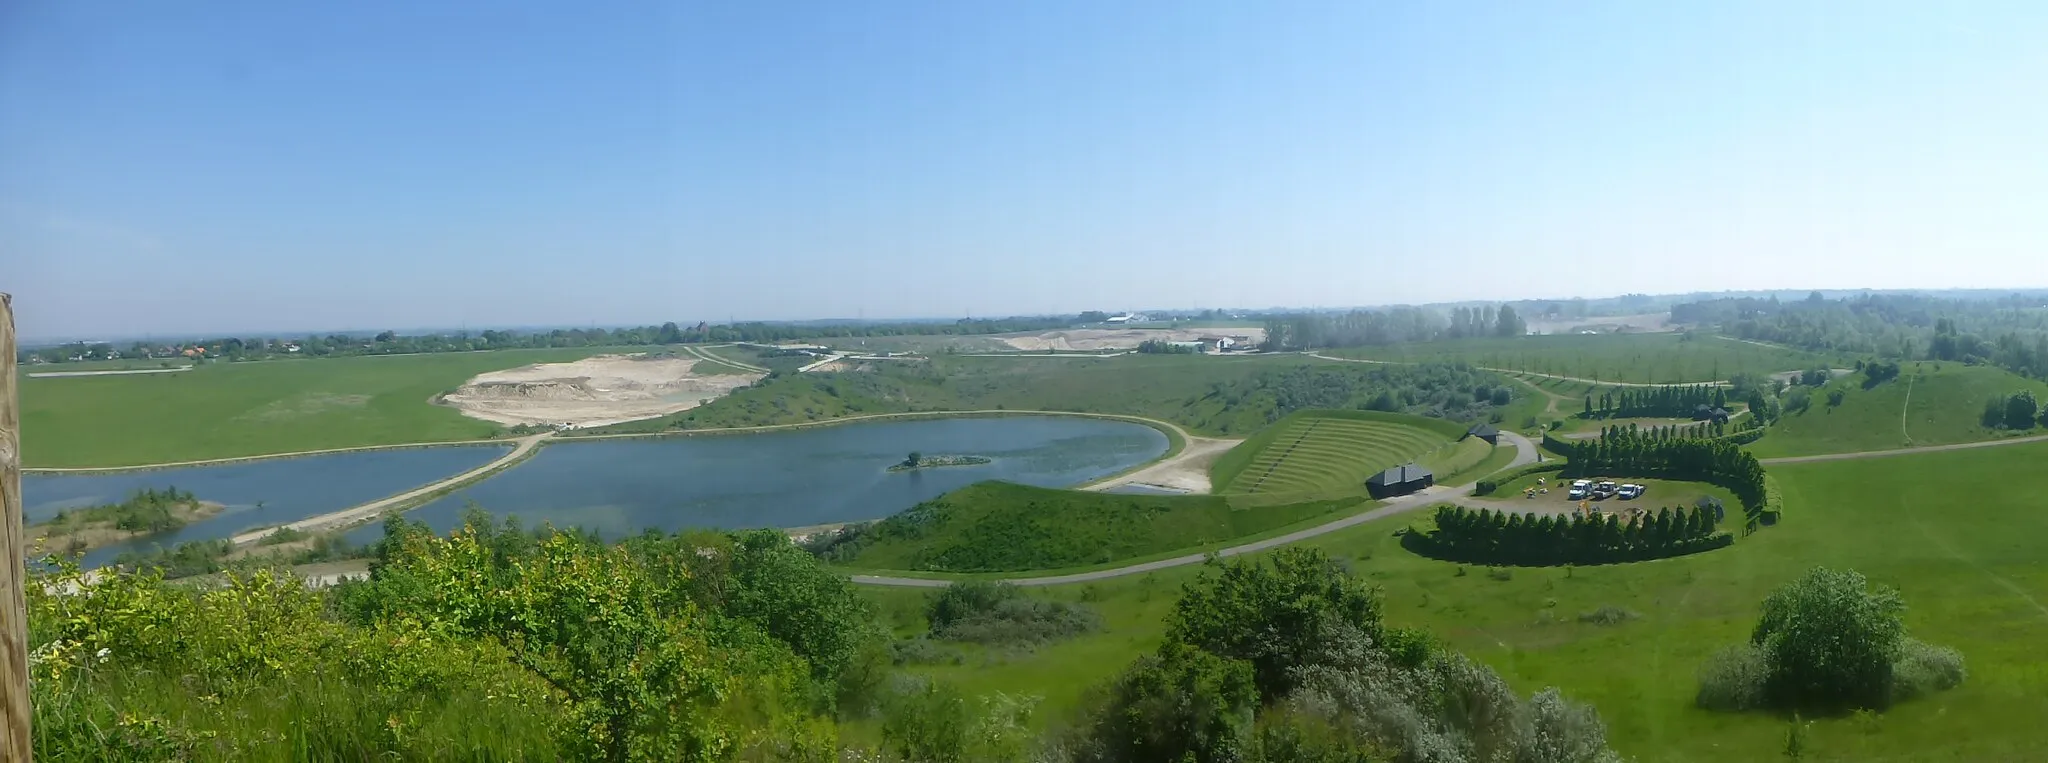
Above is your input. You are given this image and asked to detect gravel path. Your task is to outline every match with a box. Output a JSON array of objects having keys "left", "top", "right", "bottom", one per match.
[
  {"left": 228, "top": 433, "right": 551, "bottom": 545},
  {"left": 1759, "top": 433, "right": 2048, "bottom": 465},
  {"left": 851, "top": 430, "right": 1539, "bottom": 588}
]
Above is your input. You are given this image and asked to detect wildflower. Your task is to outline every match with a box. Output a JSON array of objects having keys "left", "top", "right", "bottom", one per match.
[{"left": 96, "top": 647, "right": 112, "bottom": 660}]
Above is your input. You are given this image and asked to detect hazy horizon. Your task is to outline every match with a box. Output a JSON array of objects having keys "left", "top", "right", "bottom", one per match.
[{"left": 7, "top": 1, "right": 2046, "bottom": 339}]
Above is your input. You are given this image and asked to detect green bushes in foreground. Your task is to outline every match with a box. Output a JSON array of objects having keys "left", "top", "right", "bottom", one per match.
[
  {"left": 1408, "top": 504, "right": 1730, "bottom": 567},
  {"left": 1055, "top": 548, "right": 1628, "bottom": 762},
  {"left": 1696, "top": 567, "right": 1965, "bottom": 713}
]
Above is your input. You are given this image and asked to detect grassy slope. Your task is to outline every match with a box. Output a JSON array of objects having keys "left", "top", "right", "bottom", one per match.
[
  {"left": 1208, "top": 409, "right": 1464, "bottom": 495},
  {"left": 869, "top": 441, "right": 2048, "bottom": 762},
  {"left": 837, "top": 481, "right": 1359, "bottom": 573},
  {"left": 1330, "top": 333, "right": 1831, "bottom": 384},
  {"left": 1748, "top": 363, "right": 2048, "bottom": 458},
  {"left": 19, "top": 348, "right": 626, "bottom": 467}
]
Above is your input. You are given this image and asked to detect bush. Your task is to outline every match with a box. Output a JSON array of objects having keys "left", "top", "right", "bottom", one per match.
[
  {"left": 1752, "top": 567, "right": 1904, "bottom": 709},
  {"left": 1891, "top": 639, "right": 1967, "bottom": 701},
  {"left": 1576, "top": 606, "right": 1638, "bottom": 626},
  {"left": 1695, "top": 644, "right": 1768, "bottom": 711},
  {"left": 927, "top": 581, "right": 1100, "bottom": 646}
]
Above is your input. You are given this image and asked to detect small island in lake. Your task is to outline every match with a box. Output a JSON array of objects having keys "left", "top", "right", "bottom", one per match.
[
  {"left": 28, "top": 486, "right": 224, "bottom": 556},
  {"left": 888, "top": 451, "right": 992, "bottom": 472}
]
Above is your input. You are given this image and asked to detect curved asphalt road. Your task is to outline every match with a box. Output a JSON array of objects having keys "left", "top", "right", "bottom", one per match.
[{"left": 851, "top": 429, "right": 1541, "bottom": 588}]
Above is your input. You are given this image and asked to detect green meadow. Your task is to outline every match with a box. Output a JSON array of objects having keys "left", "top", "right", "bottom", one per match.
[
  {"left": 18, "top": 348, "right": 628, "bottom": 467},
  {"left": 864, "top": 440, "right": 2048, "bottom": 762},
  {"left": 1329, "top": 332, "right": 1832, "bottom": 384},
  {"left": 1749, "top": 362, "right": 2048, "bottom": 458}
]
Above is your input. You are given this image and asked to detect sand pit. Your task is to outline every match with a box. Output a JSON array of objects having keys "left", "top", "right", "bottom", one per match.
[
  {"left": 440, "top": 354, "right": 763, "bottom": 428},
  {"left": 999, "top": 327, "right": 1266, "bottom": 352}
]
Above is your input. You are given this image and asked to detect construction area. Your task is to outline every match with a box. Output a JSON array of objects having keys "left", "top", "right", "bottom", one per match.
[
  {"left": 438, "top": 353, "right": 763, "bottom": 429},
  {"left": 996, "top": 327, "right": 1265, "bottom": 352}
]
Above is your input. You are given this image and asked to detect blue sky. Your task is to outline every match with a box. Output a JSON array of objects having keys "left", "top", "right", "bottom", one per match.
[{"left": 4, "top": 1, "right": 2045, "bottom": 339}]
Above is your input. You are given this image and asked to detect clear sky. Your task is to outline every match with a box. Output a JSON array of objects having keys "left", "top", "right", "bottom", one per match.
[{"left": 4, "top": 1, "right": 2045, "bottom": 339}]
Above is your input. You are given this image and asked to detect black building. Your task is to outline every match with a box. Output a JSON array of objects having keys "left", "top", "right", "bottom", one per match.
[
  {"left": 1366, "top": 463, "right": 1434, "bottom": 498},
  {"left": 1464, "top": 423, "right": 1501, "bottom": 444}
]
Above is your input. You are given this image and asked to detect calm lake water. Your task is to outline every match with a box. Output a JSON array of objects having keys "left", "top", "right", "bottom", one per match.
[
  {"left": 342, "top": 415, "right": 1169, "bottom": 545},
  {"left": 22, "top": 446, "right": 512, "bottom": 567}
]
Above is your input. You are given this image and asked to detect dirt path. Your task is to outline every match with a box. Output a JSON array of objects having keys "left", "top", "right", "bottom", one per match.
[
  {"left": 24, "top": 438, "right": 518, "bottom": 474},
  {"left": 1901, "top": 374, "right": 1915, "bottom": 445},
  {"left": 228, "top": 433, "right": 551, "bottom": 545},
  {"left": 685, "top": 345, "right": 767, "bottom": 373},
  {"left": 851, "top": 430, "right": 1539, "bottom": 588},
  {"left": 1304, "top": 352, "right": 1729, "bottom": 388},
  {"left": 1759, "top": 432, "right": 2048, "bottom": 465},
  {"left": 1082, "top": 436, "right": 1241, "bottom": 494}
]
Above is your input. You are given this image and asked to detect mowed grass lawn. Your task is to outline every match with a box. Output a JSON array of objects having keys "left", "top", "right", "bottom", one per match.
[
  {"left": 19, "top": 348, "right": 629, "bottom": 467},
  {"left": 866, "top": 441, "right": 2048, "bottom": 762},
  {"left": 1749, "top": 363, "right": 2048, "bottom": 458},
  {"left": 1210, "top": 410, "right": 1465, "bottom": 498},
  {"left": 1330, "top": 333, "right": 1830, "bottom": 384}
]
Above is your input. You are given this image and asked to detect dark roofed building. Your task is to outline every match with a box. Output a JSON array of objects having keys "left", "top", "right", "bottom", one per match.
[
  {"left": 1366, "top": 463, "right": 1434, "bottom": 498},
  {"left": 1464, "top": 423, "right": 1500, "bottom": 444}
]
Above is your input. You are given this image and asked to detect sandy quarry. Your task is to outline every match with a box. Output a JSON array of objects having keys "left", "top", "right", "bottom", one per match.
[
  {"left": 440, "top": 354, "right": 763, "bottom": 428},
  {"left": 999, "top": 327, "right": 1266, "bottom": 352}
]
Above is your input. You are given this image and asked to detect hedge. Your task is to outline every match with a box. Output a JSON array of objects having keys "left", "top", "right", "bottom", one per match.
[{"left": 1405, "top": 504, "right": 1735, "bottom": 567}]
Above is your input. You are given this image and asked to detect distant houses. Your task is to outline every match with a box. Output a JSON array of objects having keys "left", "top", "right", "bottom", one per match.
[{"left": 1366, "top": 463, "right": 1434, "bottom": 499}]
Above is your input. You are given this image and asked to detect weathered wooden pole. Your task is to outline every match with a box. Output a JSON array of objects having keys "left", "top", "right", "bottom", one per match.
[{"left": 0, "top": 292, "right": 29, "bottom": 761}]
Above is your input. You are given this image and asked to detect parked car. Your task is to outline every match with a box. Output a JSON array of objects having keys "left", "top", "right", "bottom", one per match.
[
  {"left": 1568, "top": 479, "right": 1591, "bottom": 500},
  {"left": 1618, "top": 483, "right": 1643, "bottom": 500},
  {"left": 1594, "top": 480, "right": 1619, "bottom": 498}
]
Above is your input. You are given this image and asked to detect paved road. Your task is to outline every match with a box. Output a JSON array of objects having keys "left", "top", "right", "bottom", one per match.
[
  {"left": 228, "top": 433, "right": 552, "bottom": 545},
  {"left": 1759, "top": 433, "right": 2048, "bottom": 465},
  {"left": 851, "top": 429, "right": 1540, "bottom": 588}
]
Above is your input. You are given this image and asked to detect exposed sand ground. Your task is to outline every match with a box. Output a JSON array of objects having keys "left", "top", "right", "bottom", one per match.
[
  {"left": 998, "top": 327, "right": 1266, "bottom": 352},
  {"left": 1084, "top": 436, "right": 1241, "bottom": 494},
  {"left": 441, "top": 354, "right": 763, "bottom": 427}
]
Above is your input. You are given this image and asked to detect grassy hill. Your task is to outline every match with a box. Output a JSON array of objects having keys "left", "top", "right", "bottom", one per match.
[
  {"left": 826, "top": 481, "right": 1360, "bottom": 573},
  {"left": 1328, "top": 333, "right": 1833, "bottom": 384},
  {"left": 1209, "top": 409, "right": 1476, "bottom": 498},
  {"left": 583, "top": 353, "right": 1524, "bottom": 438},
  {"left": 18, "top": 348, "right": 629, "bottom": 467},
  {"left": 863, "top": 440, "right": 2048, "bottom": 762},
  {"left": 1748, "top": 363, "right": 2048, "bottom": 458}
]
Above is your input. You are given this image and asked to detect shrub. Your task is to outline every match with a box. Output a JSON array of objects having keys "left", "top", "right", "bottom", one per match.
[
  {"left": 1576, "top": 606, "right": 1638, "bottom": 626},
  {"left": 927, "top": 581, "right": 1100, "bottom": 646},
  {"left": 1695, "top": 644, "right": 1768, "bottom": 711},
  {"left": 1752, "top": 567, "right": 1904, "bottom": 709},
  {"left": 1891, "top": 639, "right": 1967, "bottom": 701}
]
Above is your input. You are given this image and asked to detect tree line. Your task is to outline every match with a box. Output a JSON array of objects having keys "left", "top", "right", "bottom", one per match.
[
  {"left": 1260, "top": 304, "right": 1525, "bottom": 351},
  {"left": 17, "top": 314, "right": 1112, "bottom": 365},
  {"left": 1135, "top": 339, "right": 1198, "bottom": 354},
  {"left": 1673, "top": 291, "right": 2048, "bottom": 380},
  {"left": 1581, "top": 384, "right": 1727, "bottom": 419},
  {"left": 1411, "top": 504, "right": 1729, "bottom": 566}
]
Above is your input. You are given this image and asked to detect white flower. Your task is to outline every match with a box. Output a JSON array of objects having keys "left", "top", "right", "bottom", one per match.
[{"left": 95, "top": 647, "right": 111, "bottom": 660}]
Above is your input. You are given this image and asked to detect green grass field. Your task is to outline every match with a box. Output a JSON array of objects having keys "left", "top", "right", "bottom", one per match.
[
  {"left": 1748, "top": 363, "right": 2048, "bottom": 458},
  {"left": 19, "top": 348, "right": 632, "bottom": 467},
  {"left": 21, "top": 358, "right": 193, "bottom": 373},
  {"left": 1209, "top": 410, "right": 1467, "bottom": 498},
  {"left": 832, "top": 481, "right": 1360, "bottom": 572},
  {"left": 864, "top": 440, "right": 2048, "bottom": 761},
  {"left": 1329, "top": 333, "right": 1832, "bottom": 384}
]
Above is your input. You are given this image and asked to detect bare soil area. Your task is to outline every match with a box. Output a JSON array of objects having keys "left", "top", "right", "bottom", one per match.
[
  {"left": 441, "top": 354, "right": 763, "bottom": 428},
  {"left": 998, "top": 327, "right": 1266, "bottom": 352},
  {"left": 1084, "top": 436, "right": 1241, "bottom": 494}
]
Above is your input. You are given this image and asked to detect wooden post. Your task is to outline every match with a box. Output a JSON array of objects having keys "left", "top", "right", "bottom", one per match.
[{"left": 0, "top": 293, "right": 28, "bottom": 761}]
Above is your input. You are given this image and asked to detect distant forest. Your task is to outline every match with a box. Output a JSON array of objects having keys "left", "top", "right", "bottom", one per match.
[
  {"left": 1260, "top": 304, "right": 1528, "bottom": 351},
  {"left": 1673, "top": 292, "right": 2048, "bottom": 379}
]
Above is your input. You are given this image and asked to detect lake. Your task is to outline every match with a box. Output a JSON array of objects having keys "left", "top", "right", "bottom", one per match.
[
  {"left": 343, "top": 415, "right": 1169, "bottom": 545},
  {"left": 23, "top": 446, "right": 513, "bottom": 567}
]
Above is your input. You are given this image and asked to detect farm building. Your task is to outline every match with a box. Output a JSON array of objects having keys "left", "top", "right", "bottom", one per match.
[
  {"left": 1366, "top": 463, "right": 1434, "bottom": 498},
  {"left": 1463, "top": 423, "right": 1500, "bottom": 444}
]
